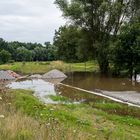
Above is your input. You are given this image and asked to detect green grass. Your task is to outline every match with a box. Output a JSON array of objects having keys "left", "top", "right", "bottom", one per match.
[
  {"left": 1, "top": 89, "right": 140, "bottom": 139},
  {"left": 49, "top": 95, "right": 72, "bottom": 103},
  {"left": 0, "top": 60, "right": 99, "bottom": 74}
]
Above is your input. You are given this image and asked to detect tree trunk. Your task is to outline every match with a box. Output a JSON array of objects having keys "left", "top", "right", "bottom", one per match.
[
  {"left": 98, "top": 59, "right": 109, "bottom": 75},
  {"left": 134, "top": 70, "right": 137, "bottom": 82},
  {"left": 97, "top": 46, "right": 109, "bottom": 75},
  {"left": 129, "top": 66, "right": 133, "bottom": 80}
]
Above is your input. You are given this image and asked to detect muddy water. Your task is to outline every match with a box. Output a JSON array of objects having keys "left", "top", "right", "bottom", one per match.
[
  {"left": 7, "top": 72, "right": 140, "bottom": 106},
  {"left": 7, "top": 75, "right": 140, "bottom": 118},
  {"left": 60, "top": 72, "right": 140, "bottom": 106},
  {"left": 63, "top": 72, "right": 140, "bottom": 92}
]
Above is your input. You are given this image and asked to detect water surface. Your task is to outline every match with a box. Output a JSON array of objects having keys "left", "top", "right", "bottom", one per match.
[
  {"left": 63, "top": 72, "right": 140, "bottom": 92},
  {"left": 8, "top": 79, "right": 57, "bottom": 104}
]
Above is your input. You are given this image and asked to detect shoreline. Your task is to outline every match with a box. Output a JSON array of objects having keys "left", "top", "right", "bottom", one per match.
[{"left": 60, "top": 83, "right": 140, "bottom": 108}]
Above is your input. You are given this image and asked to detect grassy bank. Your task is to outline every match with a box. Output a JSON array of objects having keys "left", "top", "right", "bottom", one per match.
[
  {"left": 0, "top": 61, "right": 99, "bottom": 74},
  {"left": 1, "top": 89, "right": 140, "bottom": 140}
]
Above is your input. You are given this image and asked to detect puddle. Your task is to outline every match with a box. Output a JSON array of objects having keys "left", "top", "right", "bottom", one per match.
[
  {"left": 8, "top": 79, "right": 80, "bottom": 104},
  {"left": 8, "top": 79, "right": 58, "bottom": 104}
]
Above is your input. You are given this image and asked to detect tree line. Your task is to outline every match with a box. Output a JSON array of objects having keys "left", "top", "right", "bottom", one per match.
[{"left": 0, "top": 39, "right": 57, "bottom": 64}]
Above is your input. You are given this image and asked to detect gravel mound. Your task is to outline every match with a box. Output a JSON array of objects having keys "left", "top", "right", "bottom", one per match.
[
  {"left": 42, "top": 69, "right": 67, "bottom": 79},
  {"left": 0, "top": 71, "right": 15, "bottom": 80}
]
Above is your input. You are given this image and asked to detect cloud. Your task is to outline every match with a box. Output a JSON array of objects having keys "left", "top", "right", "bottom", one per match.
[{"left": 0, "top": 0, "right": 65, "bottom": 43}]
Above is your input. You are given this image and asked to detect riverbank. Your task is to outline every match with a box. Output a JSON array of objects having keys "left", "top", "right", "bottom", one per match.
[
  {"left": 0, "top": 61, "right": 98, "bottom": 74},
  {"left": 1, "top": 89, "right": 140, "bottom": 139}
]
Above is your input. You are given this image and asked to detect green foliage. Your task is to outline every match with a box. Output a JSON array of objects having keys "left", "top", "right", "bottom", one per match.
[
  {"left": 49, "top": 95, "right": 71, "bottom": 102},
  {"left": 0, "top": 39, "right": 58, "bottom": 63},
  {"left": 55, "top": 0, "right": 138, "bottom": 74},
  {"left": 0, "top": 50, "right": 11, "bottom": 64},
  {"left": 113, "top": 21, "right": 140, "bottom": 77},
  {"left": 54, "top": 25, "right": 94, "bottom": 62},
  {"left": 54, "top": 25, "right": 80, "bottom": 62},
  {"left": 16, "top": 47, "right": 33, "bottom": 61}
]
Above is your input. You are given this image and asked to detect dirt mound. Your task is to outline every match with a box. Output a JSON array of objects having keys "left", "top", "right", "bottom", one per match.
[
  {"left": 0, "top": 71, "right": 15, "bottom": 80},
  {"left": 42, "top": 69, "right": 67, "bottom": 79},
  {"left": 7, "top": 70, "right": 20, "bottom": 78}
]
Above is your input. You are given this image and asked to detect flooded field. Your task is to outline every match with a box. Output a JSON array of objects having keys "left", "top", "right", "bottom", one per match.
[
  {"left": 7, "top": 72, "right": 140, "bottom": 106},
  {"left": 63, "top": 72, "right": 140, "bottom": 92},
  {"left": 62, "top": 72, "right": 140, "bottom": 106}
]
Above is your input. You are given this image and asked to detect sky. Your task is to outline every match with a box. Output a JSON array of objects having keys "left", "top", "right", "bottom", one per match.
[{"left": 0, "top": 0, "right": 65, "bottom": 44}]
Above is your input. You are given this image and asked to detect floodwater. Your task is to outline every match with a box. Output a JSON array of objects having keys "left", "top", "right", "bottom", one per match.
[
  {"left": 8, "top": 78, "right": 79, "bottom": 104},
  {"left": 61, "top": 72, "right": 140, "bottom": 105},
  {"left": 63, "top": 72, "right": 140, "bottom": 92},
  {"left": 7, "top": 72, "right": 140, "bottom": 106},
  {"left": 8, "top": 79, "right": 57, "bottom": 104}
]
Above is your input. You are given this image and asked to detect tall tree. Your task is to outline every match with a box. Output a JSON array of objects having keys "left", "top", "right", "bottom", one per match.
[
  {"left": 113, "top": 21, "right": 140, "bottom": 79},
  {"left": 54, "top": 25, "right": 80, "bottom": 62},
  {"left": 55, "top": 0, "right": 137, "bottom": 74}
]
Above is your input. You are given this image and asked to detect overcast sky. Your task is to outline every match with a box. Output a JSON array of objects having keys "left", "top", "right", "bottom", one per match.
[{"left": 0, "top": 0, "right": 65, "bottom": 44}]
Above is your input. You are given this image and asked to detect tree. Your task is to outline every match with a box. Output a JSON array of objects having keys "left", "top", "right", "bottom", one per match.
[
  {"left": 44, "top": 43, "right": 57, "bottom": 61},
  {"left": 54, "top": 25, "right": 81, "bottom": 62},
  {"left": 76, "top": 29, "right": 94, "bottom": 61},
  {"left": 33, "top": 47, "right": 47, "bottom": 61},
  {"left": 55, "top": 0, "right": 137, "bottom": 74},
  {"left": 16, "top": 47, "right": 33, "bottom": 61},
  {"left": 113, "top": 21, "right": 140, "bottom": 79},
  {"left": 0, "top": 38, "right": 9, "bottom": 51},
  {"left": 0, "top": 50, "right": 11, "bottom": 64}
]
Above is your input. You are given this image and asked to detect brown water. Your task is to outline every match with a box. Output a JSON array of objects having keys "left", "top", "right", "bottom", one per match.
[
  {"left": 62, "top": 72, "right": 140, "bottom": 92},
  {"left": 8, "top": 72, "right": 140, "bottom": 106},
  {"left": 7, "top": 74, "right": 140, "bottom": 118}
]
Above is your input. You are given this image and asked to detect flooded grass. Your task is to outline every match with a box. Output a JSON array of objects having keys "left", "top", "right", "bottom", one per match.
[{"left": 1, "top": 89, "right": 140, "bottom": 139}]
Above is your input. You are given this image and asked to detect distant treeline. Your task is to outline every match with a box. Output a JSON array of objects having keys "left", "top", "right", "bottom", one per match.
[{"left": 0, "top": 39, "right": 57, "bottom": 64}]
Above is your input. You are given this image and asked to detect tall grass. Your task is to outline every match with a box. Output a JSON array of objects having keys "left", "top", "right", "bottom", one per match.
[
  {"left": 1, "top": 89, "right": 140, "bottom": 140},
  {"left": 0, "top": 90, "right": 91, "bottom": 140}
]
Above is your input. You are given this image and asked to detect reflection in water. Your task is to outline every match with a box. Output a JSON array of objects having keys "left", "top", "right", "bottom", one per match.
[
  {"left": 8, "top": 79, "right": 57, "bottom": 104},
  {"left": 44, "top": 78, "right": 66, "bottom": 85},
  {"left": 63, "top": 72, "right": 140, "bottom": 92},
  {"left": 7, "top": 72, "right": 140, "bottom": 106},
  {"left": 61, "top": 72, "right": 140, "bottom": 106}
]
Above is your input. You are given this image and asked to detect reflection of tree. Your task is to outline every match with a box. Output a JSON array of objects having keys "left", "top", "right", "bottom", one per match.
[{"left": 63, "top": 72, "right": 140, "bottom": 91}]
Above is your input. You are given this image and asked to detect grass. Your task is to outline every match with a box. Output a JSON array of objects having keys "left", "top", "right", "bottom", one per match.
[
  {"left": 49, "top": 95, "right": 72, "bottom": 103},
  {"left": 1, "top": 89, "right": 140, "bottom": 139},
  {"left": 0, "top": 60, "right": 99, "bottom": 74}
]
